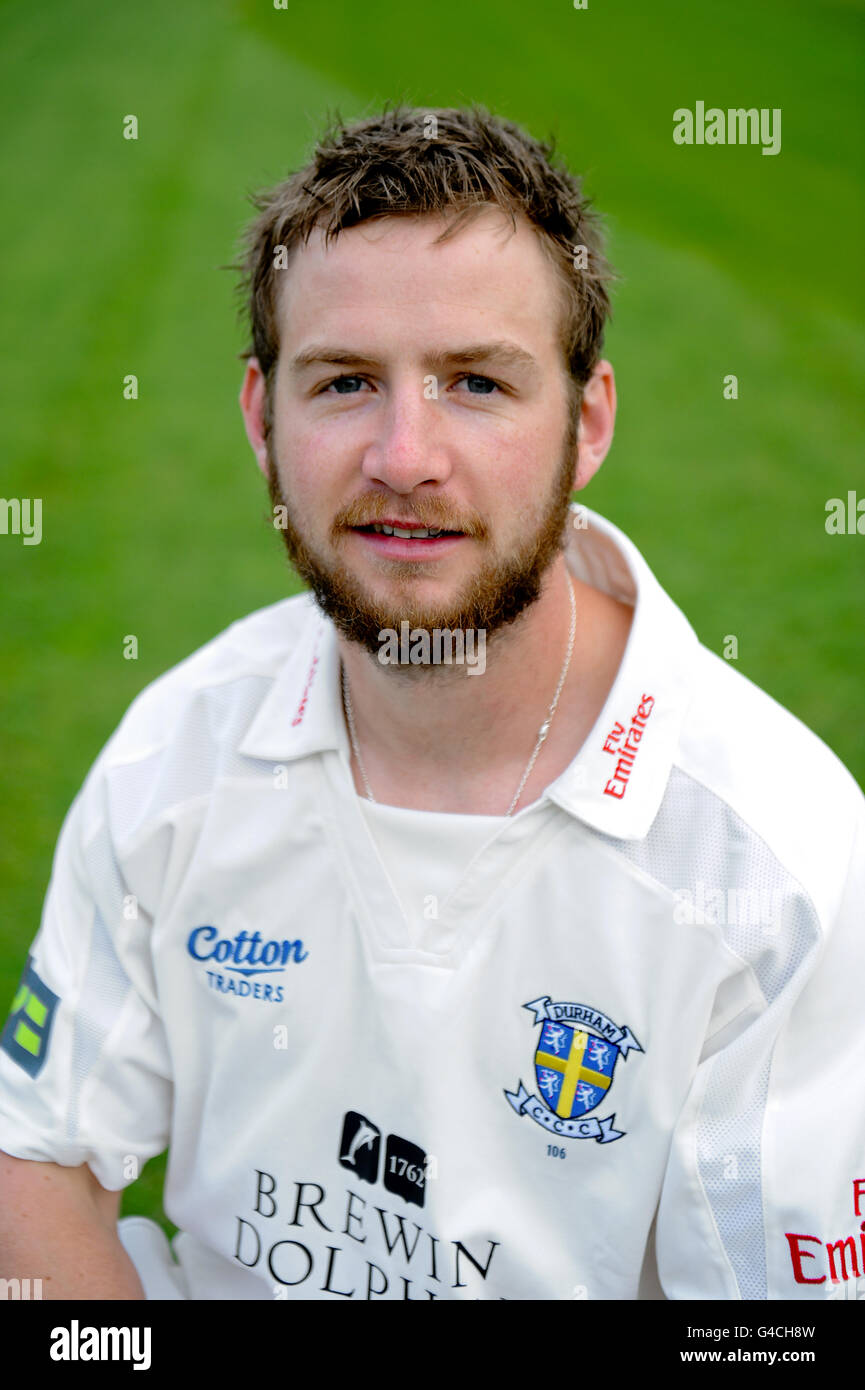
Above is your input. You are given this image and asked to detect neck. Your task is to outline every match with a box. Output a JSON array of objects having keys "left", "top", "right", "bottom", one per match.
[{"left": 338, "top": 555, "right": 627, "bottom": 815}]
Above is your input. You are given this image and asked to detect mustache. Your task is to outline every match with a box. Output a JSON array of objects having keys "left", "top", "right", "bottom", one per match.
[{"left": 333, "top": 494, "right": 488, "bottom": 539}]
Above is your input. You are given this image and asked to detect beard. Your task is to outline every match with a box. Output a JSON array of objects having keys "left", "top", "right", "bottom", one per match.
[{"left": 264, "top": 413, "right": 578, "bottom": 661}]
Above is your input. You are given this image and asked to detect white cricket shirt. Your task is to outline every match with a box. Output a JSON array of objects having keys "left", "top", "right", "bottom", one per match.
[
  {"left": 1, "top": 503, "right": 863, "bottom": 1301},
  {"left": 358, "top": 800, "right": 509, "bottom": 941}
]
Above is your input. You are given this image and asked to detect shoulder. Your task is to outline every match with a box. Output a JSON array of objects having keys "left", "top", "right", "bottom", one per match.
[
  {"left": 674, "top": 642, "right": 863, "bottom": 923},
  {"left": 108, "top": 593, "right": 317, "bottom": 754},
  {"left": 76, "top": 593, "right": 320, "bottom": 842}
]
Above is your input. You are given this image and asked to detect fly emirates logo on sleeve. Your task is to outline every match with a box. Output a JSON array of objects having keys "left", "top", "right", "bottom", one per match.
[{"left": 186, "top": 924, "right": 309, "bottom": 1003}]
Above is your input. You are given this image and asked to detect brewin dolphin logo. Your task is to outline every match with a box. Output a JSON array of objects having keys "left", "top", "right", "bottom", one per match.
[
  {"left": 339, "top": 1112, "right": 381, "bottom": 1183},
  {"left": 338, "top": 1111, "right": 429, "bottom": 1208}
]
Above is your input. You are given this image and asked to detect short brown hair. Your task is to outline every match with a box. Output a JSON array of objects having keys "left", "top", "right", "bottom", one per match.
[{"left": 237, "top": 104, "right": 615, "bottom": 431}]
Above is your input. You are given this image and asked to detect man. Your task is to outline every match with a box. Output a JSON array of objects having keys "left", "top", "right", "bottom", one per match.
[{"left": 0, "top": 106, "right": 863, "bottom": 1302}]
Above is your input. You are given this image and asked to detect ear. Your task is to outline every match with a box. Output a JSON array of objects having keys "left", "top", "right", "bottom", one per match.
[
  {"left": 573, "top": 360, "right": 617, "bottom": 491},
  {"left": 239, "top": 358, "right": 269, "bottom": 478}
]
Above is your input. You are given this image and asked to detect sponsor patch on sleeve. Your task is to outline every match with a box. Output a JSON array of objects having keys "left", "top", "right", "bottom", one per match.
[{"left": 1, "top": 956, "right": 59, "bottom": 1078}]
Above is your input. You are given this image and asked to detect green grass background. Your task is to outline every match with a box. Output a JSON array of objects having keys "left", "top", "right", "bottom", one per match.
[{"left": 0, "top": 0, "right": 862, "bottom": 1236}]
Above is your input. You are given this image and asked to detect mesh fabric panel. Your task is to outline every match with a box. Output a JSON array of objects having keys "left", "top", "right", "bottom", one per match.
[{"left": 598, "top": 766, "right": 821, "bottom": 1299}]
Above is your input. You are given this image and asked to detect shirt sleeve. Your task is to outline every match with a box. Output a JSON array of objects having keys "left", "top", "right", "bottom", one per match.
[
  {"left": 0, "top": 754, "right": 173, "bottom": 1192},
  {"left": 654, "top": 805, "right": 865, "bottom": 1300}
]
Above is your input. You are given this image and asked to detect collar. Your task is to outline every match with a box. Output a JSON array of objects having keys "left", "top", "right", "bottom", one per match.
[{"left": 238, "top": 505, "right": 700, "bottom": 841}]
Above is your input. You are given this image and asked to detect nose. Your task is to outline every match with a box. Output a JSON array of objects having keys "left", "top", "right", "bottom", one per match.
[{"left": 360, "top": 375, "right": 453, "bottom": 493}]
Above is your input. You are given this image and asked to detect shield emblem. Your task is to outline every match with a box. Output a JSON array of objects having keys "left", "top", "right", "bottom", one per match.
[{"left": 534, "top": 1019, "right": 619, "bottom": 1120}]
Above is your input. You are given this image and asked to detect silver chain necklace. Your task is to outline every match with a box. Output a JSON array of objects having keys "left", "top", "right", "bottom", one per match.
[{"left": 341, "top": 575, "right": 577, "bottom": 817}]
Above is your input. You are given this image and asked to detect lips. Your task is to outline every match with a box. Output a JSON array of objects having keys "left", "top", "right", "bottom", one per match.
[
  {"left": 353, "top": 521, "right": 461, "bottom": 539},
  {"left": 348, "top": 523, "right": 468, "bottom": 557}
]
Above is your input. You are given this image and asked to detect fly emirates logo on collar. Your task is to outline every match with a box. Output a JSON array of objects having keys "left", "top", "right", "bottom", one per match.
[
  {"left": 186, "top": 925, "right": 309, "bottom": 1003},
  {"left": 602, "top": 694, "right": 655, "bottom": 800}
]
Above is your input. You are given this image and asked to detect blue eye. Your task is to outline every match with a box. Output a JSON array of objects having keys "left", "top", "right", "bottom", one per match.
[
  {"left": 327, "top": 375, "right": 367, "bottom": 394},
  {"left": 320, "top": 372, "right": 501, "bottom": 397},
  {"left": 459, "top": 374, "right": 498, "bottom": 395}
]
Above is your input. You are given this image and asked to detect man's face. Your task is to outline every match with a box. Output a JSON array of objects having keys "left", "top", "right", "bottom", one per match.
[{"left": 263, "top": 208, "right": 579, "bottom": 656}]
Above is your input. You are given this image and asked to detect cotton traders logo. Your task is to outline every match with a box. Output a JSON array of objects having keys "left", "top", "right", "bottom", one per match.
[
  {"left": 187, "top": 925, "right": 308, "bottom": 1003},
  {"left": 504, "top": 996, "right": 644, "bottom": 1144}
]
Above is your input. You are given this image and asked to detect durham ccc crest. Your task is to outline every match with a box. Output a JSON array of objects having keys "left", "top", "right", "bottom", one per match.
[{"left": 505, "top": 996, "right": 643, "bottom": 1143}]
